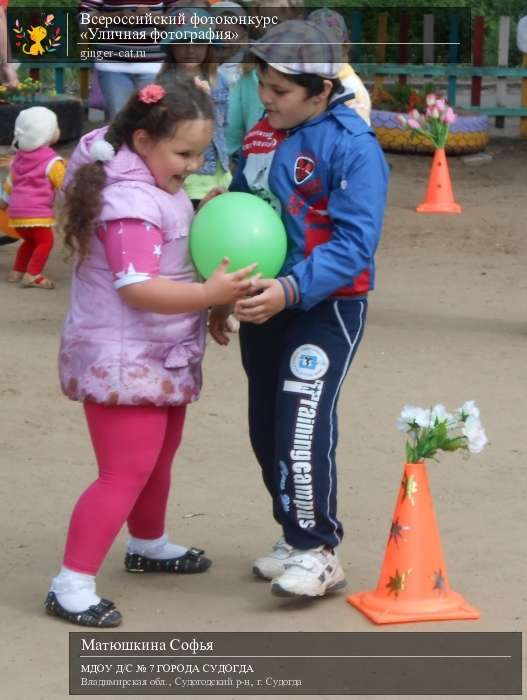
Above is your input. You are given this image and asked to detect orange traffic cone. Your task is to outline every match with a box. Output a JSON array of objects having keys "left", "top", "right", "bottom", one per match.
[
  {"left": 416, "top": 148, "right": 462, "bottom": 214},
  {"left": 347, "top": 462, "right": 480, "bottom": 624},
  {"left": 0, "top": 209, "right": 20, "bottom": 239}
]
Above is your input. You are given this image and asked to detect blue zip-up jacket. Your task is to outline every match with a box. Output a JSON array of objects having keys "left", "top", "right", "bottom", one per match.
[{"left": 231, "top": 92, "right": 389, "bottom": 310}]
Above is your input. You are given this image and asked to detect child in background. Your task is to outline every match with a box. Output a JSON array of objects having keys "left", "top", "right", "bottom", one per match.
[
  {"left": 1, "top": 106, "right": 64, "bottom": 288},
  {"left": 226, "top": 7, "right": 371, "bottom": 159},
  {"left": 210, "top": 20, "right": 388, "bottom": 599},
  {"left": 214, "top": 1, "right": 249, "bottom": 89},
  {"left": 158, "top": 8, "right": 231, "bottom": 208},
  {"left": 226, "top": 61, "right": 263, "bottom": 158},
  {"left": 46, "top": 79, "right": 255, "bottom": 627},
  {"left": 308, "top": 8, "right": 372, "bottom": 125}
]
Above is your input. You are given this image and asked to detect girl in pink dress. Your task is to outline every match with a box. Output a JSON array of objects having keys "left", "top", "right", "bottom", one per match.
[{"left": 46, "top": 78, "right": 255, "bottom": 627}]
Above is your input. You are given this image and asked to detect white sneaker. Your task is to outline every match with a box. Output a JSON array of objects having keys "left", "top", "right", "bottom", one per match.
[
  {"left": 271, "top": 546, "right": 346, "bottom": 597},
  {"left": 253, "top": 537, "right": 294, "bottom": 580}
]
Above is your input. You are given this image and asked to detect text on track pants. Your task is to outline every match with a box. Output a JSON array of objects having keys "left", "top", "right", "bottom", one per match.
[{"left": 239, "top": 297, "right": 367, "bottom": 550}]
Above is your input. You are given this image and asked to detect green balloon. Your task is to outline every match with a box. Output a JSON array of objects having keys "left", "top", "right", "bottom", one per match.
[{"left": 190, "top": 192, "right": 287, "bottom": 279}]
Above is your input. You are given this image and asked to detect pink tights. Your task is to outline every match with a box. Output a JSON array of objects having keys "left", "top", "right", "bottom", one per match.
[{"left": 63, "top": 402, "right": 186, "bottom": 575}]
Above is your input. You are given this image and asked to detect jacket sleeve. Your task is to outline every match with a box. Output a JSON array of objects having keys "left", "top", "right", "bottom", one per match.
[
  {"left": 213, "top": 71, "right": 229, "bottom": 126},
  {"left": 47, "top": 158, "right": 66, "bottom": 190},
  {"left": 226, "top": 78, "right": 246, "bottom": 156},
  {"left": 290, "top": 132, "right": 389, "bottom": 310},
  {"left": 229, "top": 153, "right": 250, "bottom": 193}
]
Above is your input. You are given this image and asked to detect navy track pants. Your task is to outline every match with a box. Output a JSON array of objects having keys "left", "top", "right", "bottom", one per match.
[{"left": 239, "top": 298, "right": 367, "bottom": 550}]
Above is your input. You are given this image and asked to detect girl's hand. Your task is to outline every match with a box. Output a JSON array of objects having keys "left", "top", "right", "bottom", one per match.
[
  {"left": 234, "top": 277, "right": 286, "bottom": 324},
  {"left": 194, "top": 76, "right": 211, "bottom": 94},
  {"left": 208, "top": 304, "right": 232, "bottom": 346},
  {"left": 197, "top": 187, "right": 226, "bottom": 212},
  {"left": 203, "top": 257, "right": 257, "bottom": 306}
]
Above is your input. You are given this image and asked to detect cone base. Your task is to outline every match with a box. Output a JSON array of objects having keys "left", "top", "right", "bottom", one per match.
[
  {"left": 416, "top": 202, "right": 462, "bottom": 214},
  {"left": 347, "top": 589, "right": 480, "bottom": 625}
]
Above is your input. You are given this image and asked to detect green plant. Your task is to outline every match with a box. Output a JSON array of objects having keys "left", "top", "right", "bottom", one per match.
[{"left": 0, "top": 77, "right": 41, "bottom": 103}]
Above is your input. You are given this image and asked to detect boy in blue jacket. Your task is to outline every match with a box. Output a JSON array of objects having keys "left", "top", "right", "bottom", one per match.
[{"left": 209, "top": 20, "right": 389, "bottom": 598}]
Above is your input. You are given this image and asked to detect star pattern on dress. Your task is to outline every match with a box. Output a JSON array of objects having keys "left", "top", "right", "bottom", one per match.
[
  {"left": 153, "top": 244, "right": 162, "bottom": 258},
  {"left": 115, "top": 262, "right": 150, "bottom": 281}
]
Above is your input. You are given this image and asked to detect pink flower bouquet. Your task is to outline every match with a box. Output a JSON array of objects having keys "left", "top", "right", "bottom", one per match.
[{"left": 397, "top": 93, "right": 457, "bottom": 150}]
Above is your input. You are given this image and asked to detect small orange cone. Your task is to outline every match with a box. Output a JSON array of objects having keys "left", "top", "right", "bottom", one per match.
[
  {"left": 0, "top": 209, "right": 20, "bottom": 239},
  {"left": 347, "top": 462, "right": 480, "bottom": 624},
  {"left": 416, "top": 148, "right": 462, "bottom": 214}
]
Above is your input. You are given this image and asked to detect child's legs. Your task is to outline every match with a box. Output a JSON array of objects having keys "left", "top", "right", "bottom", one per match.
[
  {"left": 63, "top": 403, "right": 170, "bottom": 574},
  {"left": 127, "top": 405, "right": 186, "bottom": 539},
  {"left": 239, "top": 312, "right": 291, "bottom": 522},
  {"left": 12, "top": 228, "right": 37, "bottom": 273},
  {"left": 18, "top": 226, "right": 54, "bottom": 276},
  {"left": 274, "top": 299, "right": 368, "bottom": 550}
]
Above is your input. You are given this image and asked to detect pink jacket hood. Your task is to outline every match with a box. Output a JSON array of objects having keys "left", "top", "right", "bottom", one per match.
[{"left": 64, "top": 126, "right": 154, "bottom": 190}]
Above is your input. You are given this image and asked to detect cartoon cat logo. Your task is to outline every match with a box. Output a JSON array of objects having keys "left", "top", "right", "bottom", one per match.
[{"left": 12, "top": 14, "right": 62, "bottom": 57}]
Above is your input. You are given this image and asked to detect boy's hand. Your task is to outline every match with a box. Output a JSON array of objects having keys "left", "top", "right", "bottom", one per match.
[
  {"left": 203, "top": 257, "right": 257, "bottom": 306},
  {"left": 234, "top": 278, "right": 286, "bottom": 324},
  {"left": 208, "top": 305, "right": 232, "bottom": 346}
]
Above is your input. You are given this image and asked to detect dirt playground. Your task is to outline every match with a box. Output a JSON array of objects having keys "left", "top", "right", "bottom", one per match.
[{"left": 1, "top": 138, "right": 526, "bottom": 699}]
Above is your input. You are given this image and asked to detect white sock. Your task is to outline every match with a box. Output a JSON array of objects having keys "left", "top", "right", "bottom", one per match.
[
  {"left": 50, "top": 566, "right": 101, "bottom": 613},
  {"left": 127, "top": 533, "right": 188, "bottom": 560}
]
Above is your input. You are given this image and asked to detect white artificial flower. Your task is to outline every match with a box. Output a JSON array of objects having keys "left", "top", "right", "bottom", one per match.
[
  {"left": 89, "top": 139, "right": 115, "bottom": 163},
  {"left": 457, "top": 400, "right": 480, "bottom": 421},
  {"left": 396, "top": 405, "right": 431, "bottom": 432},
  {"left": 462, "top": 416, "right": 488, "bottom": 454},
  {"left": 431, "top": 404, "right": 458, "bottom": 428}
]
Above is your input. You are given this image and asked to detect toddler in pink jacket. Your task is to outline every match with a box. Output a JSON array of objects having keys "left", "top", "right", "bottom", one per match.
[
  {"left": 46, "top": 78, "right": 255, "bottom": 627},
  {"left": 1, "top": 106, "right": 64, "bottom": 288}
]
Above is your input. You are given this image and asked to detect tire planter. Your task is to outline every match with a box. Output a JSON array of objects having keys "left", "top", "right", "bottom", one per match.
[
  {"left": 372, "top": 109, "right": 489, "bottom": 155},
  {"left": 0, "top": 95, "right": 83, "bottom": 146}
]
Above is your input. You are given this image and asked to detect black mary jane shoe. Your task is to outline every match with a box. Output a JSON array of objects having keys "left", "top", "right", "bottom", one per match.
[
  {"left": 44, "top": 591, "right": 122, "bottom": 627},
  {"left": 125, "top": 547, "right": 212, "bottom": 574}
]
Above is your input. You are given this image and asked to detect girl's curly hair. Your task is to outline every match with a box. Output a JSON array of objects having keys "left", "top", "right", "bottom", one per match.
[{"left": 62, "top": 76, "right": 214, "bottom": 263}]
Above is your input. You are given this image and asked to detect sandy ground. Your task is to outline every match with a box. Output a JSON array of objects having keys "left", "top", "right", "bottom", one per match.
[{"left": 1, "top": 138, "right": 526, "bottom": 700}]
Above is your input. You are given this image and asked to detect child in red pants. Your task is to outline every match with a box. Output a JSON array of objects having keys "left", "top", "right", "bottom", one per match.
[{"left": 0, "top": 106, "right": 64, "bottom": 289}]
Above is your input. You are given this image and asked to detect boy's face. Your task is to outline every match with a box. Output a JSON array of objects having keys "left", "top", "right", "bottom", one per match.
[
  {"left": 257, "top": 66, "right": 331, "bottom": 130},
  {"left": 133, "top": 119, "right": 213, "bottom": 194}
]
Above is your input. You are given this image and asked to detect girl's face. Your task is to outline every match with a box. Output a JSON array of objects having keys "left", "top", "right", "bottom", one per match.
[
  {"left": 257, "top": 66, "right": 331, "bottom": 131},
  {"left": 133, "top": 118, "right": 214, "bottom": 194},
  {"left": 170, "top": 42, "right": 209, "bottom": 71}
]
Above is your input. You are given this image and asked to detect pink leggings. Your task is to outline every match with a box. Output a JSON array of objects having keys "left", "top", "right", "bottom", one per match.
[{"left": 63, "top": 402, "right": 186, "bottom": 575}]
